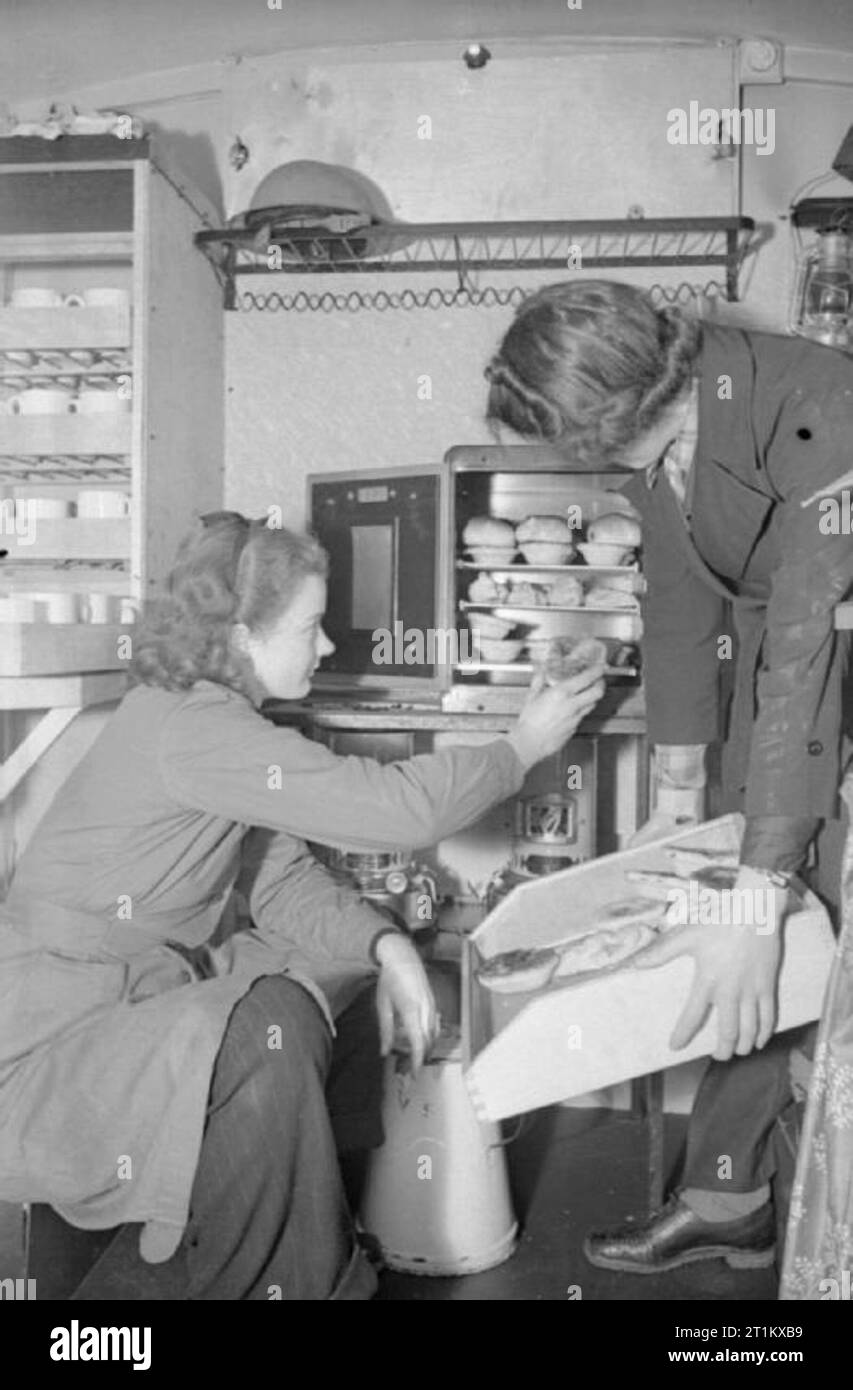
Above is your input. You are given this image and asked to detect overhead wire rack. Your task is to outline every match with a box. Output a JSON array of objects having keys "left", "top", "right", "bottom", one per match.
[{"left": 194, "top": 216, "right": 755, "bottom": 312}]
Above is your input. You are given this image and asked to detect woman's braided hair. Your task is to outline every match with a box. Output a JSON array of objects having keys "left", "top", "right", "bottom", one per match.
[{"left": 484, "top": 280, "right": 701, "bottom": 466}]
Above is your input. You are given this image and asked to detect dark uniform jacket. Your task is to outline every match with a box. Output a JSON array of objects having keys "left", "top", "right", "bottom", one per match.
[{"left": 623, "top": 322, "right": 853, "bottom": 873}]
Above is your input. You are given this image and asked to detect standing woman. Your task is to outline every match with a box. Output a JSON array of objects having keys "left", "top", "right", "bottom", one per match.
[
  {"left": 0, "top": 512, "right": 604, "bottom": 1300},
  {"left": 485, "top": 280, "right": 853, "bottom": 1276}
]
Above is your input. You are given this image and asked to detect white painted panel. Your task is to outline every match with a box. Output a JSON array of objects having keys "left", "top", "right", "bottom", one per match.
[
  {"left": 223, "top": 47, "right": 738, "bottom": 522},
  {"left": 225, "top": 47, "right": 737, "bottom": 221}
]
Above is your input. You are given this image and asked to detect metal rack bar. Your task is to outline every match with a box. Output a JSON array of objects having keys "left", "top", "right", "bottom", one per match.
[
  {"left": 234, "top": 249, "right": 739, "bottom": 275},
  {"left": 237, "top": 278, "right": 726, "bottom": 316},
  {"left": 0, "top": 456, "right": 131, "bottom": 483},
  {"left": 791, "top": 196, "right": 853, "bottom": 231},
  {"left": 194, "top": 216, "right": 755, "bottom": 311}
]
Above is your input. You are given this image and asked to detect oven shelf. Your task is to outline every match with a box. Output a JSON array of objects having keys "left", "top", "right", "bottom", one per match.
[
  {"left": 455, "top": 661, "right": 639, "bottom": 678},
  {"left": 474, "top": 609, "right": 643, "bottom": 641},
  {"left": 462, "top": 605, "right": 641, "bottom": 620},
  {"left": 456, "top": 560, "right": 641, "bottom": 576},
  {"left": 461, "top": 582, "right": 642, "bottom": 609}
]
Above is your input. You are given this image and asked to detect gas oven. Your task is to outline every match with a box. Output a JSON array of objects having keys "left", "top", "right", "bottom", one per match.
[
  {"left": 293, "top": 444, "right": 649, "bottom": 898},
  {"left": 307, "top": 443, "right": 644, "bottom": 716}
]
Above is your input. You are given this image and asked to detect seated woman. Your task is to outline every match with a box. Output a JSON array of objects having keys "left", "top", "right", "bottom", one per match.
[{"left": 0, "top": 511, "right": 604, "bottom": 1300}]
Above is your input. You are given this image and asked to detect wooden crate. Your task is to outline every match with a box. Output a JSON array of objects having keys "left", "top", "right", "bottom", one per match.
[
  {"left": 0, "top": 623, "right": 132, "bottom": 676},
  {"left": 462, "top": 815, "right": 836, "bottom": 1121},
  {"left": 0, "top": 413, "right": 131, "bottom": 457},
  {"left": 0, "top": 306, "right": 130, "bottom": 350},
  {"left": 0, "top": 517, "right": 130, "bottom": 561}
]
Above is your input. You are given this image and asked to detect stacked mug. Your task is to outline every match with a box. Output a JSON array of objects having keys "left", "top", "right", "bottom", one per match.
[{"left": 0, "top": 286, "right": 134, "bottom": 624}]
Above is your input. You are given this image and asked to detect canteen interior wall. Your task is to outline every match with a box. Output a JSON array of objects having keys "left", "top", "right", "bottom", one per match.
[{"left": 221, "top": 41, "right": 735, "bottom": 524}]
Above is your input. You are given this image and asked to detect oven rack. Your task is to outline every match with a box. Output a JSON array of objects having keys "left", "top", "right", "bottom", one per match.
[
  {"left": 461, "top": 600, "right": 641, "bottom": 617},
  {"left": 455, "top": 661, "right": 639, "bottom": 678},
  {"left": 456, "top": 560, "right": 640, "bottom": 575}
]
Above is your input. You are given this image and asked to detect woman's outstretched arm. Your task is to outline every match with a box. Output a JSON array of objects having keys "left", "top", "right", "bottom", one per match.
[{"left": 159, "top": 681, "right": 526, "bottom": 851}]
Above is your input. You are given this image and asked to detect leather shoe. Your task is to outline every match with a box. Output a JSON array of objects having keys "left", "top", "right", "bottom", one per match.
[{"left": 583, "top": 1194, "right": 776, "bottom": 1274}]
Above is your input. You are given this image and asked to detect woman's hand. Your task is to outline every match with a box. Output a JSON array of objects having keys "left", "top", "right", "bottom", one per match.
[
  {"left": 631, "top": 866, "right": 788, "bottom": 1060},
  {"left": 508, "top": 663, "right": 606, "bottom": 771},
  {"left": 374, "top": 932, "right": 439, "bottom": 1074}
]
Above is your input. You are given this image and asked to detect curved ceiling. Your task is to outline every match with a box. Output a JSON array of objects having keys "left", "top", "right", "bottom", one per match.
[{"left": 4, "top": 0, "right": 853, "bottom": 105}]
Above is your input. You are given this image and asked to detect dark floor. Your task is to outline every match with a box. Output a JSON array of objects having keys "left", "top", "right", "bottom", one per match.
[
  {"left": 31, "top": 1107, "right": 777, "bottom": 1302},
  {"left": 375, "top": 1107, "right": 777, "bottom": 1301}
]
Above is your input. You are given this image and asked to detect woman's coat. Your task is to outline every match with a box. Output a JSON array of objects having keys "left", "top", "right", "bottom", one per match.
[
  {"left": 624, "top": 323, "right": 853, "bottom": 829},
  {"left": 0, "top": 680, "right": 525, "bottom": 1261}
]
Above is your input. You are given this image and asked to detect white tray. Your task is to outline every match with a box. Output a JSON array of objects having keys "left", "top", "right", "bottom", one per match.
[
  {"left": 456, "top": 561, "right": 640, "bottom": 576},
  {"left": 490, "top": 607, "right": 642, "bottom": 642},
  {"left": 0, "top": 621, "right": 133, "bottom": 676},
  {"left": 462, "top": 815, "right": 836, "bottom": 1121},
  {"left": 0, "top": 306, "right": 130, "bottom": 351}
]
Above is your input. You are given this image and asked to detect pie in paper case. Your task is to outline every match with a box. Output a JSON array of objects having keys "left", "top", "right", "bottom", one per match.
[{"left": 477, "top": 904, "right": 663, "bottom": 995}]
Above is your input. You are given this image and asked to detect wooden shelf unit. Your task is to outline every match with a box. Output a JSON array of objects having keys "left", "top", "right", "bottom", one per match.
[{"left": 0, "top": 137, "right": 224, "bottom": 805}]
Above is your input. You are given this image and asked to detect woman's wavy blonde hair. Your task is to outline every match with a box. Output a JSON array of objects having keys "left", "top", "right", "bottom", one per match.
[
  {"left": 485, "top": 280, "right": 701, "bottom": 465},
  {"left": 130, "top": 512, "right": 329, "bottom": 698}
]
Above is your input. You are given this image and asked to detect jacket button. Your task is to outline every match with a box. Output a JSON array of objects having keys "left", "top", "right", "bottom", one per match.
[{"left": 807, "top": 740, "right": 823, "bottom": 755}]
